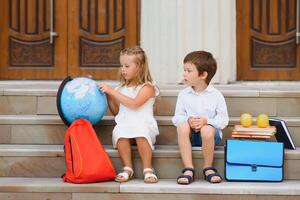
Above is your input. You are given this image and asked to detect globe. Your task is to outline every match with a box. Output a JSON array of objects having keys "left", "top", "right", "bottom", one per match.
[{"left": 57, "top": 77, "right": 107, "bottom": 126}]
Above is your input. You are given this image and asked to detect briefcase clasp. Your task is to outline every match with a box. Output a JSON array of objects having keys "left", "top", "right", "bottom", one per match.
[{"left": 251, "top": 164, "right": 257, "bottom": 172}]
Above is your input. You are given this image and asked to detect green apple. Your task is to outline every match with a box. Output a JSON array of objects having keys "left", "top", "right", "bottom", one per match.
[
  {"left": 240, "top": 113, "right": 253, "bottom": 127},
  {"left": 256, "top": 114, "right": 269, "bottom": 128}
]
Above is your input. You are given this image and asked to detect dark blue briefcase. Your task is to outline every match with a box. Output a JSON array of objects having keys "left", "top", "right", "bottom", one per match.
[{"left": 225, "top": 139, "right": 284, "bottom": 182}]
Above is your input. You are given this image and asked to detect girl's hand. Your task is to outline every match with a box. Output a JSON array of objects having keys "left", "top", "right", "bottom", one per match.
[{"left": 99, "top": 83, "right": 113, "bottom": 94}]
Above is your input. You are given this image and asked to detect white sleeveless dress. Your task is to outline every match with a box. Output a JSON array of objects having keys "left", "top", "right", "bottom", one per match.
[{"left": 112, "top": 83, "right": 159, "bottom": 150}]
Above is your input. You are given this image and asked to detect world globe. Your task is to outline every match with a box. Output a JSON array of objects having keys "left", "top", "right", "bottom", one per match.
[{"left": 57, "top": 77, "right": 107, "bottom": 126}]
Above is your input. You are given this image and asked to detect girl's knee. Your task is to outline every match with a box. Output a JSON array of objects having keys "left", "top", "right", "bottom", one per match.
[
  {"left": 117, "top": 138, "right": 130, "bottom": 146},
  {"left": 135, "top": 137, "right": 152, "bottom": 150},
  {"left": 135, "top": 137, "right": 147, "bottom": 144}
]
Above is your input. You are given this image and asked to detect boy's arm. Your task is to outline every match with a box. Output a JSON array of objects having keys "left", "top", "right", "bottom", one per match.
[
  {"left": 206, "top": 94, "right": 229, "bottom": 129},
  {"left": 172, "top": 93, "right": 188, "bottom": 126}
]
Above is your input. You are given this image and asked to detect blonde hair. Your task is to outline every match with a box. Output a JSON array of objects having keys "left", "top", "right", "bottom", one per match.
[{"left": 119, "top": 46, "right": 154, "bottom": 87}]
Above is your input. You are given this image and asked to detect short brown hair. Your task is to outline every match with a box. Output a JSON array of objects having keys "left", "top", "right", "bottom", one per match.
[{"left": 183, "top": 51, "right": 217, "bottom": 84}]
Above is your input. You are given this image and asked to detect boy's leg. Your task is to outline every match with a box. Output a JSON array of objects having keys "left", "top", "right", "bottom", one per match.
[
  {"left": 135, "top": 137, "right": 157, "bottom": 183},
  {"left": 116, "top": 138, "right": 133, "bottom": 181},
  {"left": 177, "top": 122, "right": 193, "bottom": 168},
  {"left": 177, "top": 122, "right": 194, "bottom": 184},
  {"left": 200, "top": 125, "right": 221, "bottom": 183}
]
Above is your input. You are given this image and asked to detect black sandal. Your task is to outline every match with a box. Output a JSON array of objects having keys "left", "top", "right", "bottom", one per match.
[
  {"left": 203, "top": 167, "right": 222, "bottom": 183},
  {"left": 177, "top": 168, "right": 195, "bottom": 185}
]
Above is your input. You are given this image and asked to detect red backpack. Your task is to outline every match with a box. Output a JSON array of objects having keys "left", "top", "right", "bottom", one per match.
[{"left": 62, "top": 118, "right": 115, "bottom": 183}]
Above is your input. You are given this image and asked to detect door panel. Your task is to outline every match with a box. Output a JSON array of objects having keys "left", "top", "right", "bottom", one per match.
[
  {"left": 68, "top": 0, "right": 140, "bottom": 79},
  {"left": 0, "top": 0, "right": 68, "bottom": 79},
  {"left": 0, "top": 0, "right": 140, "bottom": 80},
  {"left": 237, "top": 0, "right": 300, "bottom": 80}
]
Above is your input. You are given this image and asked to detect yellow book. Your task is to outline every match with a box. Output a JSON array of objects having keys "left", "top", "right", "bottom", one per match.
[
  {"left": 233, "top": 125, "right": 276, "bottom": 133},
  {"left": 232, "top": 131, "right": 275, "bottom": 136}
]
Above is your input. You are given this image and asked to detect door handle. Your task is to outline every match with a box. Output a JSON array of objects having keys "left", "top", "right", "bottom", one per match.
[
  {"left": 50, "top": 0, "right": 58, "bottom": 44},
  {"left": 297, "top": 0, "right": 300, "bottom": 44}
]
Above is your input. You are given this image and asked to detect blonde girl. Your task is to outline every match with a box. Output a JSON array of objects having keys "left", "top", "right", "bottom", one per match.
[{"left": 99, "top": 46, "right": 159, "bottom": 183}]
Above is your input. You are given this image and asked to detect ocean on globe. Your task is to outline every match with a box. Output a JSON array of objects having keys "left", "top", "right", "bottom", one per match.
[{"left": 57, "top": 77, "right": 107, "bottom": 126}]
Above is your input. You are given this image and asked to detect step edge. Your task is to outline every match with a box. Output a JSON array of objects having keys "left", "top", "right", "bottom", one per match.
[
  {"left": 0, "top": 145, "right": 298, "bottom": 159},
  {"left": 120, "top": 179, "right": 300, "bottom": 195},
  {"left": 0, "top": 177, "right": 300, "bottom": 195},
  {"left": 1, "top": 115, "right": 300, "bottom": 126},
  {"left": 3, "top": 88, "right": 300, "bottom": 97}
]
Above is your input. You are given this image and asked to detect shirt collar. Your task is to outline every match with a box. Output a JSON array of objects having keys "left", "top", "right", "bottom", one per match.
[{"left": 186, "top": 85, "right": 213, "bottom": 95}]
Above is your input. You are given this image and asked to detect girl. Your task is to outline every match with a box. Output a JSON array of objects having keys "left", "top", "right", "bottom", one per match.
[{"left": 99, "top": 46, "right": 159, "bottom": 184}]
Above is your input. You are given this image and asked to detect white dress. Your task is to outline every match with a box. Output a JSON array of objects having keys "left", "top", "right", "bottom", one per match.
[{"left": 112, "top": 83, "right": 159, "bottom": 150}]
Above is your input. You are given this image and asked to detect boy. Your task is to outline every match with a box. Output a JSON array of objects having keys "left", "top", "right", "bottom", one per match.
[{"left": 172, "top": 51, "right": 229, "bottom": 184}]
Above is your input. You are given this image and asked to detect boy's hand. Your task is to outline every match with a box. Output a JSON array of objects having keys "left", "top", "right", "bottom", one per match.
[
  {"left": 99, "top": 83, "right": 113, "bottom": 94},
  {"left": 188, "top": 116, "right": 207, "bottom": 132}
]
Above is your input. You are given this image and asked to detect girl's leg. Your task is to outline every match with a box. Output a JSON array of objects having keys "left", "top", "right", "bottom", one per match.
[
  {"left": 200, "top": 125, "right": 221, "bottom": 183},
  {"left": 135, "top": 137, "right": 153, "bottom": 168},
  {"left": 177, "top": 122, "right": 194, "bottom": 184},
  {"left": 135, "top": 137, "right": 157, "bottom": 183},
  {"left": 116, "top": 138, "right": 133, "bottom": 181}
]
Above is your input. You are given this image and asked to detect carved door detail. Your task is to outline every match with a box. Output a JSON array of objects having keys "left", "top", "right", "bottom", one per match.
[
  {"left": 0, "top": 0, "right": 68, "bottom": 79},
  {"left": 0, "top": 0, "right": 140, "bottom": 80},
  {"left": 237, "top": 0, "right": 300, "bottom": 80},
  {"left": 68, "top": 0, "right": 139, "bottom": 79}
]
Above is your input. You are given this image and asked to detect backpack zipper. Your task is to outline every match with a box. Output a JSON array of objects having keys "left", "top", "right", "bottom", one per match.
[{"left": 69, "top": 136, "right": 74, "bottom": 174}]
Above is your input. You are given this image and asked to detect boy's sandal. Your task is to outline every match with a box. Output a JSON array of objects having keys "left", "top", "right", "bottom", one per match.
[
  {"left": 177, "top": 167, "right": 195, "bottom": 185},
  {"left": 203, "top": 166, "right": 222, "bottom": 184},
  {"left": 115, "top": 166, "right": 134, "bottom": 182},
  {"left": 143, "top": 168, "right": 158, "bottom": 183}
]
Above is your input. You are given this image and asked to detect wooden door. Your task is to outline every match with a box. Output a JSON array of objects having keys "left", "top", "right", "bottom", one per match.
[
  {"left": 0, "top": 0, "right": 140, "bottom": 80},
  {"left": 237, "top": 0, "right": 300, "bottom": 80},
  {"left": 68, "top": 0, "right": 140, "bottom": 79},
  {"left": 0, "top": 0, "right": 68, "bottom": 79}
]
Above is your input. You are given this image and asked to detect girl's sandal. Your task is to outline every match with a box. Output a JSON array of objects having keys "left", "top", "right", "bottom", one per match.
[
  {"left": 115, "top": 166, "right": 134, "bottom": 182},
  {"left": 143, "top": 168, "right": 158, "bottom": 183}
]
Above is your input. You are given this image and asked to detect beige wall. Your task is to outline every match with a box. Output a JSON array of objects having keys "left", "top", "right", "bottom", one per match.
[{"left": 140, "top": 0, "right": 236, "bottom": 84}]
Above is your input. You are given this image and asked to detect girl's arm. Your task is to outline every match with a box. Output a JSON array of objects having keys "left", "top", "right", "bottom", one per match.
[
  {"left": 99, "top": 83, "right": 154, "bottom": 109},
  {"left": 106, "top": 94, "right": 119, "bottom": 116}
]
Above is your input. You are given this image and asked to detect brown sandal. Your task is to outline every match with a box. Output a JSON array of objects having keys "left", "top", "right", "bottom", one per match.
[{"left": 177, "top": 168, "right": 195, "bottom": 185}]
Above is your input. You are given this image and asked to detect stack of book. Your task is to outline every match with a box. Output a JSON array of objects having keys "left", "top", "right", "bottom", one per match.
[{"left": 232, "top": 125, "right": 276, "bottom": 139}]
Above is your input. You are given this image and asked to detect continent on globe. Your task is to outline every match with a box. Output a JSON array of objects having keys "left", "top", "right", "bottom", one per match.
[{"left": 57, "top": 76, "right": 107, "bottom": 126}]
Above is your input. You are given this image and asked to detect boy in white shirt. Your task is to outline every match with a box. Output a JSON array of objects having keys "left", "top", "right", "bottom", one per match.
[{"left": 172, "top": 51, "right": 229, "bottom": 184}]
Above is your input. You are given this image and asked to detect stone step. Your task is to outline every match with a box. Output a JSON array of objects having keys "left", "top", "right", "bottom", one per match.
[
  {"left": 1, "top": 84, "right": 300, "bottom": 117},
  {"left": 1, "top": 115, "right": 300, "bottom": 146},
  {"left": 0, "top": 145, "right": 299, "bottom": 180},
  {"left": 0, "top": 177, "right": 300, "bottom": 199}
]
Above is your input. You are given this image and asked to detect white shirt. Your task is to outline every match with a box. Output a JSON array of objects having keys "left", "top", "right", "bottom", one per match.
[{"left": 172, "top": 85, "right": 229, "bottom": 131}]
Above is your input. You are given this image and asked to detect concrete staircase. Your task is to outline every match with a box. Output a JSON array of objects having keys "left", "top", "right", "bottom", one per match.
[{"left": 1, "top": 81, "right": 300, "bottom": 199}]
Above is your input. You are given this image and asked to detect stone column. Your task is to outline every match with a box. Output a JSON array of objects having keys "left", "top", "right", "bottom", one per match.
[{"left": 141, "top": 0, "right": 236, "bottom": 84}]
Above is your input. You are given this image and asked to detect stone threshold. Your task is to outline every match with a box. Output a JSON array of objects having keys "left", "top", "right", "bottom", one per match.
[
  {"left": 0, "top": 177, "right": 300, "bottom": 195},
  {"left": 1, "top": 81, "right": 300, "bottom": 97}
]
